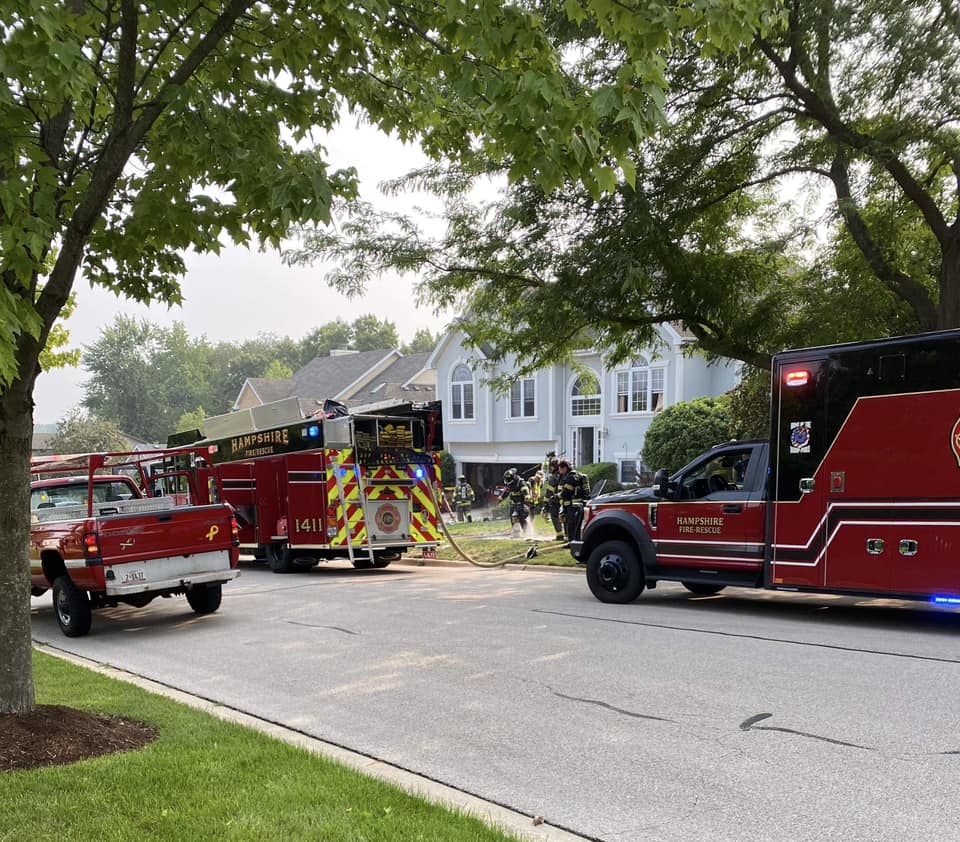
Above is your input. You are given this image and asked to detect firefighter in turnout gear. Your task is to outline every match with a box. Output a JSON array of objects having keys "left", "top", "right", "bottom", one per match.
[
  {"left": 454, "top": 475, "right": 476, "bottom": 522},
  {"left": 529, "top": 470, "right": 545, "bottom": 508},
  {"left": 557, "top": 459, "right": 590, "bottom": 543},
  {"left": 500, "top": 468, "right": 532, "bottom": 531},
  {"left": 542, "top": 457, "right": 564, "bottom": 540}
]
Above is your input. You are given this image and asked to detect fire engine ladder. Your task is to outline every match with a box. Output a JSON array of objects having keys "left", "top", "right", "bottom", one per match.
[
  {"left": 331, "top": 458, "right": 375, "bottom": 567},
  {"left": 356, "top": 470, "right": 376, "bottom": 565}
]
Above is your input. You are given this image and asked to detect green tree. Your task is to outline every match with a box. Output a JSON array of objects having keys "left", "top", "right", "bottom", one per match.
[
  {"left": 39, "top": 295, "right": 81, "bottom": 374},
  {"left": 263, "top": 360, "right": 294, "bottom": 380},
  {"left": 176, "top": 407, "right": 207, "bottom": 435},
  {"left": 728, "top": 367, "right": 772, "bottom": 441},
  {"left": 0, "top": 0, "right": 775, "bottom": 716},
  {"left": 350, "top": 315, "right": 399, "bottom": 352},
  {"left": 48, "top": 408, "right": 129, "bottom": 454},
  {"left": 294, "top": 1, "right": 960, "bottom": 377},
  {"left": 641, "top": 398, "right": 734, "bottom": 475},
  {"left": 298, "top": 319, "right": 354, "bottom": 363},
  {"left": 401, "top": 328, "right": 438, "bottom": 355},
  {"left": 208, "top": 334, "right": 302, "bottom": 414},
  {"left": 82, "top": 316, "right": 162, "bottom": 440}
]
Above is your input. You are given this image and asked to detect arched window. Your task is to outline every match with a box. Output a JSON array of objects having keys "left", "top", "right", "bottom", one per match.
[
  {"left": 615, "top": 357, "right": 665, "bottom": 413},
  {"left": 450, "top": 364, "right": 474, "bottom": 420},
  {"left": 571, "top": 373, "right": 601, "bottom": 416}
]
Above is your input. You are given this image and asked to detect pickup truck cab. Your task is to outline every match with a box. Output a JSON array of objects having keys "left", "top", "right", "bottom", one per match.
[{"left": 30, "top": 448, "right": 240, "bottom": 636}]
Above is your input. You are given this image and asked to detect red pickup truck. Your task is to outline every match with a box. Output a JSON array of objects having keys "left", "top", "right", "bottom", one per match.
[{"left": 30, "top": 449, "right": 240, "bottom": 637}]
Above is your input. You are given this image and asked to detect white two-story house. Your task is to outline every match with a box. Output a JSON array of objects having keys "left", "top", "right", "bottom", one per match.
[{"left": 428, "top": 325, "right": 740, "bottom": 495}]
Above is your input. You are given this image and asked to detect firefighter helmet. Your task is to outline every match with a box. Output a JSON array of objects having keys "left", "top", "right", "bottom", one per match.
[
  {"left": 458, "top": 475, "right": 467, "bottom": 482},
  {"left": 503, "top": 468, "right": 517, "bottom": 483}
]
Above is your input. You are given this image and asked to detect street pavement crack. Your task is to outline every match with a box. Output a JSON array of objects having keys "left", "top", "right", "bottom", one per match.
[
  {"left": 740, "top": 712, "right": 875, "bottom": 751},
  {"left": 286, "top": 620, "right": 359, "bottom": 634},
  {"left": 552, "top": 690, "right": 675, "bottom": 723},
  {"left": 534, "top": 609, "right": 960, "bottom": 665}
]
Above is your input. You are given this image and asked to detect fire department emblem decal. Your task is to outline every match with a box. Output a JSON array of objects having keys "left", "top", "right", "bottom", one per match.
[
  {"left": 952, "top": 416, "right": 960, "bottom": 468},
  {"left": 789, "top": 421, "right": 811, "bottom": 454},
  {"left": 375, "top": 503, "right": 401, "bottom": 534}
]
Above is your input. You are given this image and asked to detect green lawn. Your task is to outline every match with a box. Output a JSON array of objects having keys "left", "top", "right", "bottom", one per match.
[
  {"left": 1, "top": 653, "right": 523, "bottom": 842},
  {"left": 438, "top": 520, "right": 580, "bottom": 568}
]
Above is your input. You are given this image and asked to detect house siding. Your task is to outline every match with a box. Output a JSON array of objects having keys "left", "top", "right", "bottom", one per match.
[{"left": 430, "top": 329, "right": 741, "bottom": 485}]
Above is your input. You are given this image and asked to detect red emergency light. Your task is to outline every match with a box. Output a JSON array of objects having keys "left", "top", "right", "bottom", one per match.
[{"left": 784, "top": 369, "right": 810, "bottom": 387}]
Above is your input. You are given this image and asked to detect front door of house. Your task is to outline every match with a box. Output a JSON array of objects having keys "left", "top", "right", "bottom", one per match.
[{"left": 572, "top": 427, "right": 595, "bottom": 465}]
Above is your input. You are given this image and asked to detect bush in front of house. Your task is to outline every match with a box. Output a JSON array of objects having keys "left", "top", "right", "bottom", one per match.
[
  {"left": 439, "top": 450, "right": 456, "bottom": 487},
  {"left": 577, "top": 462, "right": 622, "bottom": 495},
  {"left": 641, "top": 396, "right": 734, "bottom": 475}
]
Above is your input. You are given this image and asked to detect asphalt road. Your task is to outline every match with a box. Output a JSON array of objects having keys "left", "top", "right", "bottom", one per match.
[{"left": 30, "top": 561, "right": 960, "bottom": 842}]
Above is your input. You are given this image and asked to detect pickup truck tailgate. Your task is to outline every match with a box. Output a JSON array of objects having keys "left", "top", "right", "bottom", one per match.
[{"left": 96, "top": 504, "right": 237, "bottom": 594}]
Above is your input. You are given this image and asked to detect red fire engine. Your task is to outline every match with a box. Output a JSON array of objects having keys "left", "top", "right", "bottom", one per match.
[
  {"left": 175, "top": 410, "right": 443, "bottom": 573},
  {"left": 573, "top": 329, "right": 960, "bottom": 607}
]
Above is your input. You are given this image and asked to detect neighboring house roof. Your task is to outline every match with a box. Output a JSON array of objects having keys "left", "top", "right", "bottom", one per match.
[
  {"left": 233, "top": 349, "right": 437, "bottom": 418},
  {"left": 292, "top": 349, "right": 396, "bottom": 401},
  {"left": 32, "top": 423, "right": 58, "bottom": 455},
  {"left": 345, "top": 352, "right": 436, "bottom": 406},
  {"left": 31, "top": 424, "right": 159, "bottom": 456},
  {"left": 243, "top": 377, "right": 296, "bottom": 405}
]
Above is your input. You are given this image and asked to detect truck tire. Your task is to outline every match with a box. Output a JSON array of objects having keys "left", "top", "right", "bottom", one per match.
[
  {"left": 186, "top": 584, "right": 222, "bottom": 614},
  {"left": 586, "top": 540, "right": 645, "bottom": 604},
  {"left": 267, "top": 545, "right": 294, "bottom": 574},
  {"left": 682, "top": 582, "right": 726, "bottom": 596},
  {"left": 373, "top": 551, "right": 401, "bottom": 569},
  {"left": 352, "top": 558, "right": 375, "bottom": 569},
  {"left": 52, "top": 575, "right": 93, "bottom": 637}
]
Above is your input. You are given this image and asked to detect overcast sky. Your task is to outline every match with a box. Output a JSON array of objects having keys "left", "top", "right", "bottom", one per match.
[{"left": 33, "top": 119, "right": 461, "bottom": 424}]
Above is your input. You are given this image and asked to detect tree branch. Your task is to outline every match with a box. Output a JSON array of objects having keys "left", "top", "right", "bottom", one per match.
[
  {"left": 756, "top": 35, "right": 952, "bottom": 245},
  {"left": 829, "top": 151, "right": 937, "bottom": 328}
]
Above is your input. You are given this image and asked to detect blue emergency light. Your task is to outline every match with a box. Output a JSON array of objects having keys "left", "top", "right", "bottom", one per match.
[
  {"left": 306, "top": 424, "right": 320, "bottom": 438},
  {"left": 932, "top": 596, "right": 960, "bottom": 605},
  {"left": 414, "top": 467, "right": 425, "bottom": 479}
]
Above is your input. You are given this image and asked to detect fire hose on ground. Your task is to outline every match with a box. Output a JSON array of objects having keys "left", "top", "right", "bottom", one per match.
[{"left": 425, "top": 482, "right": 575, "bottom": 568}]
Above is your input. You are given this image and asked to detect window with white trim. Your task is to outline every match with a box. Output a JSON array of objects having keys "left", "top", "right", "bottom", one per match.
[
  {"left": 571, "top": 373, "right": 601, "bottom": 416},
  {"left": 508, "top": 377, "right": 536, "bottom": 418},
  {"left": 450, "top": 364, "right": 474, "bottom": 420},
  {"left": 615, "top": 357, "right": 665, "bottom": 413}
]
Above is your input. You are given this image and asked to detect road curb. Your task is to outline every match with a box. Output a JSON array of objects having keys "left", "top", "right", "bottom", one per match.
[{"left": 34, "top": 644, "right": 592, "bottom": 842}]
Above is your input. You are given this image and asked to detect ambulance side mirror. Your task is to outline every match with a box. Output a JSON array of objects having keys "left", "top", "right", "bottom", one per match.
[{"left": 653, "top": 469, "right": 670, "bottom": 498}]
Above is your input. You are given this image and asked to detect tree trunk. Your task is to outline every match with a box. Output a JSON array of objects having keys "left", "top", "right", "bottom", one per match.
[
  {"left": 0, "top": 376, "right": 37, "bottom": 714},
  {"left": 938, "top": 235, "right": 960, "bottom": 330}
]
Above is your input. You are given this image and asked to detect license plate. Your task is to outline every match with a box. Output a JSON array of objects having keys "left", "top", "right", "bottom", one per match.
[{"left": 118, "top": 566, "right": 147, "bottom": 585}]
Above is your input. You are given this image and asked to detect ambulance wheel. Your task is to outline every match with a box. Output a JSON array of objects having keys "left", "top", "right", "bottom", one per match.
[
  {"left": 53, "top": 576, "right": 93, "bottom": 637},
  {"left": 586, "top": 540, "right": 645, "bottom": 604},
  {"left": 682, "top": 582, "right": 726, "bottom": 596},
  {"left": 186, "top": 584, "right": 222, "bottom": 614}
]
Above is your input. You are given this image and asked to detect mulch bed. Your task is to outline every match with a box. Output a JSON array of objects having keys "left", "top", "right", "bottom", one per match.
[{"left": 0, "top": 705, "right": 158, "bottom": 772}]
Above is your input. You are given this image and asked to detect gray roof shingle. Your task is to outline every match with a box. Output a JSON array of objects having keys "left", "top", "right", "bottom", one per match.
[{"left": 292, "top": 349, "right": 396, "bottom": 400}]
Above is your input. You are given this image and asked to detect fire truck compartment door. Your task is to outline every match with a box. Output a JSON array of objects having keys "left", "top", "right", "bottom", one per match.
[{"left": 367, "top": 499, "right": 411, "bottom": 542}]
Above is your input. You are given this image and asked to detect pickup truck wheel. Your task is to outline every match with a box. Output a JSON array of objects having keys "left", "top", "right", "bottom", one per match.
[
  {"left": 52, "top": 576, "right": 93, "bottom": 637},
  {"left": 586, "top": 540, "right": 645, "bottom": 604},
  {"left": 186, "top": 584, "right": 222, "bottom": 614},
  {"left": 682, "top": 582, "right": 726, "bottom": 596}
]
